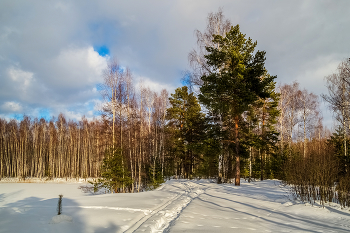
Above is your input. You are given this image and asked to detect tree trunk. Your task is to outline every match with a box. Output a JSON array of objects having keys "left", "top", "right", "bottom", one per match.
[
  {"left": 249, "top": 146, "right": 252, "bottom": 183},
  {"left": 234, "top": 116, "right": 240, "bottom": 186}
]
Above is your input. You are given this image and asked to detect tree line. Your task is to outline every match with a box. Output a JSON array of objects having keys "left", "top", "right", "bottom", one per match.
[
  {"left": 0, "top": 73, "right": 171, "bottom": 192},
  {"left": 0, "top": 115, "right": 105, "bottom": 179}
]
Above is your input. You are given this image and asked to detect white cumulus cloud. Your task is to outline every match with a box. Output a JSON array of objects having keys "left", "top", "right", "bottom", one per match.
[
  {"left": 45, "top": 46, "right": 107, "bottom": 89},
  {"left": 1, "top": 101, "right": 23, "bottom": 112},
  {"left": 8, "top": 67, "right": 34, "bottom": 89}
]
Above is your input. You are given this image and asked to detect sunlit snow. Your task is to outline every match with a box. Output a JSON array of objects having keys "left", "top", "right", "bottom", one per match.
[{"left": 1, "top": 179, "right": 350, "bottom": 232}]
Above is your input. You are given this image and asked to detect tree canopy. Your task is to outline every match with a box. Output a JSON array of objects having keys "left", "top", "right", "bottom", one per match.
[{"left": 199, "top": 24, "right": 277, "bottom": 185}]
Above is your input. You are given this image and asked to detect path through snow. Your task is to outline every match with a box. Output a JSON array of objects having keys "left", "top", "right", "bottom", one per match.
[{"left": 1, "top": 179, "right": 350, "bottom": 232}]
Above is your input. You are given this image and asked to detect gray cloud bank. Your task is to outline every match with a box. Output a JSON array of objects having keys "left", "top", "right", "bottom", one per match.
[{"left": 0, "top": 0, "right": 349, "bottom": 126}]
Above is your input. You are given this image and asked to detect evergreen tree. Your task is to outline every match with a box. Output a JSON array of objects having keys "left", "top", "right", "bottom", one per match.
[
  {"left": 166, "top": 86, "right": 206, "bottom": 178},
  {"left": 98, "top": 148, "right": 133, "bottom": 193},
  {"left": 253, "top": 76, "right": 280, "bottom": 180},
  {"left": 328, "top": 126, "right": 350, "bottom": 176},
  {"left": 199, "top": 24, "right": 276, "bottom": 185}
]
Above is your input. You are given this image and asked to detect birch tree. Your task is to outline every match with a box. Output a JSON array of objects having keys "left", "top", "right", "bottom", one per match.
[
  {"left": 187, "top": 8, "right": 232, "bottom": 93},
  {"left": 322, "top": 59, "right": 350, "bottom": 158},
  {"left": 99, "top": 59, "right": 126, "bottom": 149},
  {"left": 298, "top": 89, "right": 320, "bottom": 157}
]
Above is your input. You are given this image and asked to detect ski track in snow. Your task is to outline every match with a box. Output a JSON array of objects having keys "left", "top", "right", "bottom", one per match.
[
  {"left": 78, "top": 206, "right": 152, "bottom": 215},
  {"left": 125, "top": 181, "right": 204, "bottom": 233},
  {"left": 0, "top": 205, "right": 152, "bottom": 215}
]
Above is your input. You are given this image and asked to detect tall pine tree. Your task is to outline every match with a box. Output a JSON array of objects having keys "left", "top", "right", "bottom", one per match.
[{"left": 199, "top": 24, "right": 276, "bottom": 185}]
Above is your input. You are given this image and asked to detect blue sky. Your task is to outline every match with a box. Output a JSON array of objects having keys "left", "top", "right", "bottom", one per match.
[
  {"left": 0, "top": 0, "right": 349, "bottom": 128},
  {"left": 94, "top": 45, "right": 110, "bottom": 57}
]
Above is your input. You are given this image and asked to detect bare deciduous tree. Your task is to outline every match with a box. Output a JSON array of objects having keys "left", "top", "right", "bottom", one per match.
[
  {"left": 281, "top": 82, "right": 303, "bottom": 155},
  {"left": 322, "top": 58, "right": 350, "bottom": 157},
  {"left": 99, "top": 59, "right": 126, "bottom": 149},
  {"left": 186, "top": 8, "right": 232, "bottom": 94},
  {"left": 298, "top": 89, "right": 320, "bottom": 157}
]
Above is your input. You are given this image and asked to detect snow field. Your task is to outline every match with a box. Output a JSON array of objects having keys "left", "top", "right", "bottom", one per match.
[
  {"left": 1, "top": 179, "right": 350, "bottom": 232},
  {"left": 50, "top": 214, "right": 73, "bottom": 224}
]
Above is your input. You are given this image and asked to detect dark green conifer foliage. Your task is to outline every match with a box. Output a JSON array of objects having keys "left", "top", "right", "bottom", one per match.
[
  {"left": 99, "top": 148, "right": 133, "bottom": 193},
  {"left": 146, "top": 160, "right": 164, "bottom": 190},
  {"left": 200, "top": 121, "right": 222, "bottom": 178},
  {"left": 166, "top": 86, "right": 206, "bottom": 178},
  {"left": 328, "top": 126, "right": 350, "bottom": 176},
  {"left": 199, "top": 24, "right": 276, "bottom": 185},
  {"left": 253, "top": 76, "right": 280, "bottom": 180}
]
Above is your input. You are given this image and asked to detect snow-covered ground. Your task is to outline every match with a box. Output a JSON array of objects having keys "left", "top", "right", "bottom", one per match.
[{"left": 1, "top": 179, "right": 350, "bottom": 233}]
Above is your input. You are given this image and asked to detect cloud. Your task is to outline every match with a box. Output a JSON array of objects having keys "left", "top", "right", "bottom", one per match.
[
  {"left": 0, "top": 45, "right": 107, "bottom": 119},
  {"left": 42, "top": 46, "right": 107, "bottom": 90},
  {"left": 135, "top": 76, "right": 175, "bottom": 94},
  {"left": 295, "top": 55, "right": 342, "bottom": 95},
  {"left": 0, "top": 0, "right": 349, "bottom": 127},
  {"left": 7, "top": 66, "right": 34, "bottom": 90},
  {"left": 1, "top": 101, "right": 23, "bottom": 113}
]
